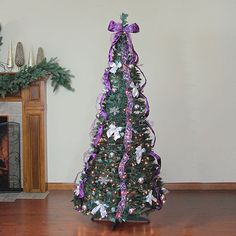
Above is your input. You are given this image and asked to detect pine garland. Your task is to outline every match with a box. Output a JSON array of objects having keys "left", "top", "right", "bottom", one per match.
[{"left": 0, "top": 58, "right": 74, "bottom": 97}]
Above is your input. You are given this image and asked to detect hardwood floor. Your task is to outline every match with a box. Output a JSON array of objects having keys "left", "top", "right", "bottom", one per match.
[{"left": 0, "top": 190, "right": 235, "bottom": 236}]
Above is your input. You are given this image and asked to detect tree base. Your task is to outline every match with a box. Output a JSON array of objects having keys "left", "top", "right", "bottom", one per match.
[{"left": 91, "top": 215, "right": 150, "bottom": 230}]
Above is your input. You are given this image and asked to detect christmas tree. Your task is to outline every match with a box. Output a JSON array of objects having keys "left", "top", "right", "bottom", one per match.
[{"left": 73, "top": 13, "right": 168, "bottom": 223}]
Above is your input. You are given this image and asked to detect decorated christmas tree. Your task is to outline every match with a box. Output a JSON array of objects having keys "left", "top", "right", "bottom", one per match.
[{"left": 73, "top": 13, "right": 168, "bottom": 224}]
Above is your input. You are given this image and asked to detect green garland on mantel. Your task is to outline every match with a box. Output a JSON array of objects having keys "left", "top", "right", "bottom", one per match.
[{"left": 0, "top": 57, "right": 74, "bottom": 97}]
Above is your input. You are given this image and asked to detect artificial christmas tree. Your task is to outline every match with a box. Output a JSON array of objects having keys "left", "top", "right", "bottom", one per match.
[{"left": 73, "top": 14, "right": 168, "bottom": 225}]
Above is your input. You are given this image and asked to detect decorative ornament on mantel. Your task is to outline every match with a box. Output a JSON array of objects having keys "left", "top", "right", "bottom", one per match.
[
  {"left": 28, "top": 49, "right": 35, "bottom": 67},
  {"left": 0, "top": 23, "right": 6, "bottom": 72},
  {"left": 15, "top": 42, "right": 25, "bottom": 70},
  {"left": 6, "top": 41, "right": 14, "bottom": 71},
  {"left": 36, "top": 47, "right": 45, "bottom": 65}
]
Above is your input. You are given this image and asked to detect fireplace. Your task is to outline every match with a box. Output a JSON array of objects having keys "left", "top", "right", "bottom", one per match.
[
  {"left": 0, "top": 119, "right": 21, "bottom": 191},
  {"left": 0, "top": 78, "right": 47, "bottom": 192},
  {"left": 0, "top": 116, "right": 9, "bottom": 189}
]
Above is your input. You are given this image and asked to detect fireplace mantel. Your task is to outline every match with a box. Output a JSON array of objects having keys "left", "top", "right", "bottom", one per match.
[{"left": 0, "top": 76, "right": 47, "bottom": 192}]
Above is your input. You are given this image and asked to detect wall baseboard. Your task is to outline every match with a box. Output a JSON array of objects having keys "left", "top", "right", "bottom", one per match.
[
  {"left": 47, "top": 183, "right": 75, "bottom": 190},
  {"left": 47, "top": 182, "right": 236, "bottom": 191},
  {"left": 164, "top": 182, "right": 236, "bottom": 190}
]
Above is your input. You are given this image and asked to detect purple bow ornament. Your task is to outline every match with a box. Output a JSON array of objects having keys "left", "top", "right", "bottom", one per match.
[{"left": 108, "top": 20, "right": 140, "bottom": 64}]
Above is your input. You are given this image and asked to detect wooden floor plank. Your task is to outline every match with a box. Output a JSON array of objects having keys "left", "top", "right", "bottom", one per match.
[{"left": 0, "top": 190, "right": 235, "bottom": 236}]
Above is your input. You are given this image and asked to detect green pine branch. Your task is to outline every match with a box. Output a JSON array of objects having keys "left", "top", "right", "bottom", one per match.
[
  {"left": 0, "top": 57, "right": 74, "bottom": 97},
  {"left": 120, "top": 13, "right": 128, "bottom": 26}
]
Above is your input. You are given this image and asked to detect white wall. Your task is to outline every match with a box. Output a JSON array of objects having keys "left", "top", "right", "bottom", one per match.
[{"left": 1, "top": 0, "right": 236, "bottom": 183}]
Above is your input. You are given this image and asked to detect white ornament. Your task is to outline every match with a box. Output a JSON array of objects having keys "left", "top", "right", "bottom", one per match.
[
  {"left": 107, "top": 124, "right": 123, "bottom": 141},
  {"left": 130, "top": 82, "right": 139, "bottom": 97},
  {"left": 146, "top": 190, "right": 157, "bottom": 205},
  {"left": 110, "top": 107, "right": 119, "bottom": 115},
  {"left": 74, "top": 185, "right": 80, "bottom": 196},
  {"left": 109, "top": 62, "right": 122, "bottom": 74},
  {"left": 138, "top": 177, "right": 144, "bottom": 184},
  {"left": 98, "top": 176, "right": 110, "bottom": 185},
  {"left": 161, "top": 187, "right": 170, "bottom": 195},
  {"left": 128, "top": 208, "right": 135, "bottom": 214},
  {"left": 132, "top": 128, "right": 137, "bottom": 134},
  {"left": 91, "top": 201, "right": 108, "bottom": 218},
  {"left": 109, "top": 152, "right": 115, "bottom": 157},
  {"left": 83, "top": 151, "right": 91, "bottom": 163},
  {"left": 135, "top": 145, "right": 146, "bottom": 164}
]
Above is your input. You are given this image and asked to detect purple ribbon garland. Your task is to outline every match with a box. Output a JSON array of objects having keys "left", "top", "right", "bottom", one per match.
[
  {"left": 103, "top": 69, "right": 111, "bottom": 94},
  {"left": 135, "top": 64, "right": 147, "bottom": 91},
  {"left": 109, "top": 19, "right": 161, "bottom": 218},
  {"left": 134, "top": 65, "right": 150, "bottom": 118},
  {"left": 149, "top": 151, "right": 161, "bottom": 175},
  {"left": 116, "top": 66, "right": 134, "bottom": 219},
  {"left": 99, "top": 68, "right": 112, "bottom": 120},
  {"left": 140, "top": 93, "right": 150, "bottom": 117},
  {"left": 74, "top": 170, "right": 87, "bottom": 200},
  {"left": 94, "top": 124, "right": 103, "bottom": 147},
  {"left": 110, "top": 19, "right": 139, "bottom": 219},
  {"left": 145, "top": 120, "right": 156, "bottom": 148},
  {"left": 149, "top": 151, "right": 163, "bottom": 210},
  {"left": 99, "top": 94, "right": 108, "bottom": 120},
  {"left": 134, "top": 65, "right": 157, "bottom": 148},
  {"left": 84, "top": 152, "right": 96, "bottom": 171},
  {"left": 134, "top": 66, "right": 156, "bottom": 147},
  {"left": 78, "top": 178, "right": 86, "bottom": 198}
]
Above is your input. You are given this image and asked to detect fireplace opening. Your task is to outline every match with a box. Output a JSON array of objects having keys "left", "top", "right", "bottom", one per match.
[{"left": 0, "top": 120, "right": 22, "bottom": 192}]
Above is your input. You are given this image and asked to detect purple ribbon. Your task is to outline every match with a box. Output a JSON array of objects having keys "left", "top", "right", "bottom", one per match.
[
  {"left": 78, "top": 179, "right": 86, "bottom": 198},
  {"left": 108, "top": 20, "right": 140, "bottom": 33},
  {"left": 153, "top": 185, "right": 163, "bottom": 210},
  {"left": 133, "top": 65, "right": 150, "bottom": 117},
  {"left": 116, "top": 61, "right": 134, "bottom": 219},
  {"left": 140, "top": 93, "right": 150, "bottom": 117},
  {"left": 149, "top": 151, "right": 161, "bottom": 175},
  {"left": 145, "top": 120, "right": 156, "bottom": 148},
  {"left": 100, "top": 94, "right": 108, "bottom": 120},
  {"left": 108, "top": 20, "right": 139, "bottom": 64},
  {"left": 135, "top": 65, "right": 147, "bottom": 91},
  {"left": 74, "top": 170, "right": 87, "bottom": 199},
  {"left": 94, "top": 124, "right": 103, "bottom": 147},
  {"left": 135, "top": 61, "right": 163, "bottom": 211},
  {"left": 149, "top": 151, "right": 163, "bottom": 210},
  {"left": 85, "top": 152, "right": 96, "bottom": 170},
  {"left": 77, "top": 151, "right": 97, "bottom": 200},
  {"left": 103, "top": 69, "right": 111, "bottom": 94}
]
